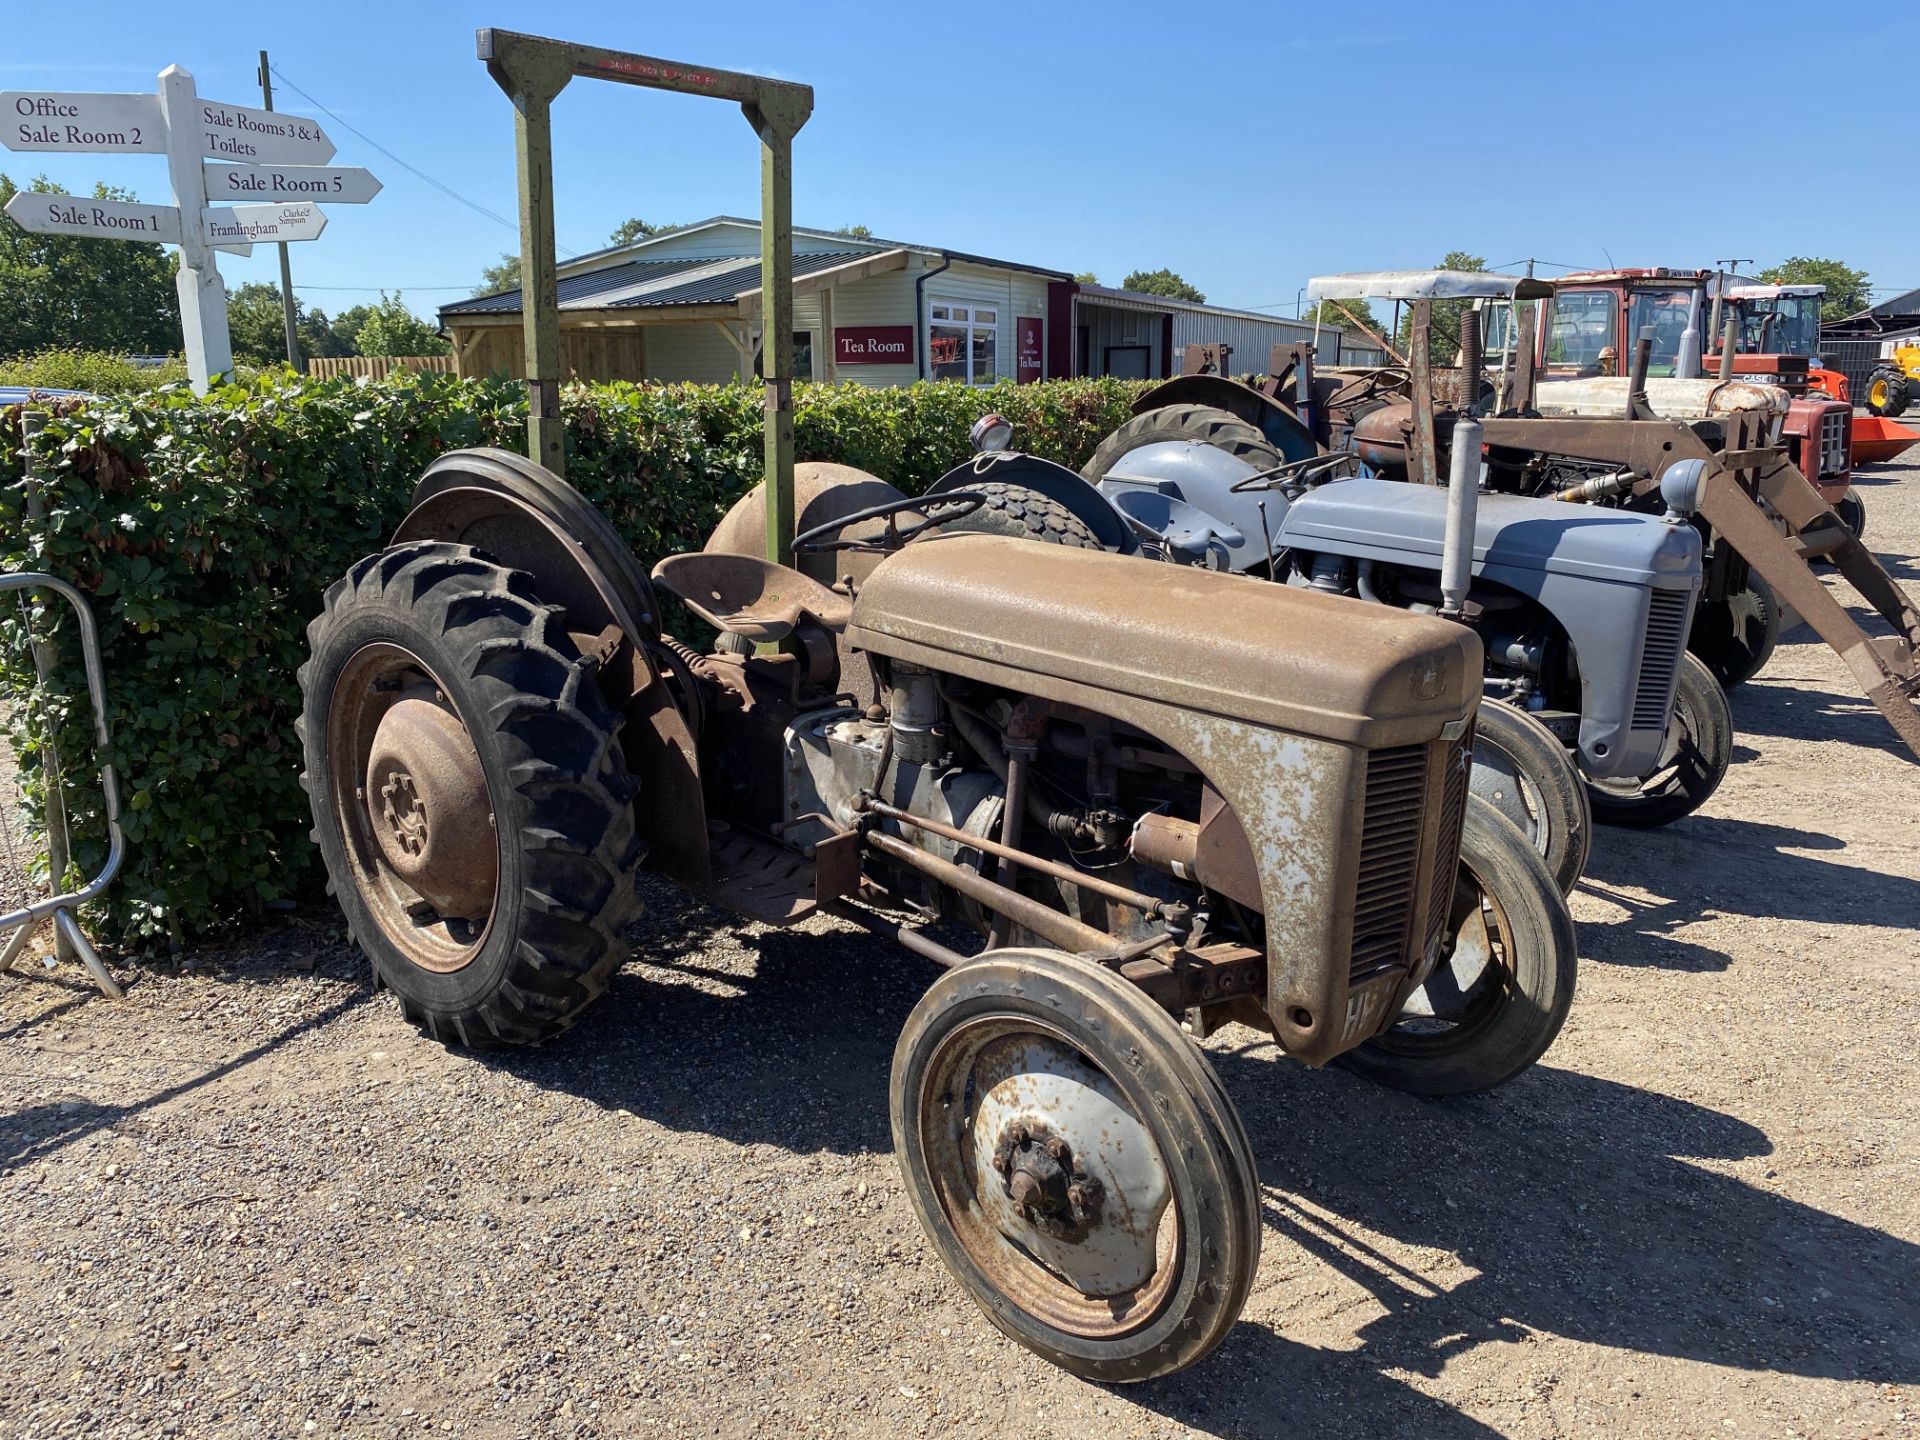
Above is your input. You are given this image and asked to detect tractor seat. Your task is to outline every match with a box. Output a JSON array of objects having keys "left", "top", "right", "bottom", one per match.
[{"left": 651, "top": 552, "right": 853, "bottom": 643}]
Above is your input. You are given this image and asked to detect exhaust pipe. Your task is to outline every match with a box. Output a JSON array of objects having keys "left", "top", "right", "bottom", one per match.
[
  {"left": 1439, "top": 415, "right": 1482, "bottom": 619},
  {"left": 1439, "top": 300, "right": 1485, "bottom": 620}
]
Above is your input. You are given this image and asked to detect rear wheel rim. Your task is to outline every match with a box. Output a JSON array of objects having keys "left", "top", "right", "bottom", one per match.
[
  {"left": 917, "top": 1015, "right": 1182, "bottom": 1339},
  {"left": 327, "top": 642, "right": 500, "bottom": 974}
]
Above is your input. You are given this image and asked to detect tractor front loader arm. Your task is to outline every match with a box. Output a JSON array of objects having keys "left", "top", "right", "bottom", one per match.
[{"left": 1481, "top": 415, "right": 1920, "bottom": 760}]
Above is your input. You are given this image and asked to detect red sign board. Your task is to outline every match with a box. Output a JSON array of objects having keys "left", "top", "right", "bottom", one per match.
[
  {"left": 1017, "top": 317, "right": 1043, "bottom": 383},
  {"left": 835, "top": 325, "right": 915, "bottom": 366}
]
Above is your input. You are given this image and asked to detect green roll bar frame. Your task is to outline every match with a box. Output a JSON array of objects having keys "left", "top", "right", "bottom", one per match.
[{"left": 477, "top": 28, "right": 813, "bottom": 565}]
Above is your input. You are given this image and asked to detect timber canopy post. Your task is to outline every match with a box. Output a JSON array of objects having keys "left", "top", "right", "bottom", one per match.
[{"left": 477, "top": 30, "right": 813, "bottom": 557}]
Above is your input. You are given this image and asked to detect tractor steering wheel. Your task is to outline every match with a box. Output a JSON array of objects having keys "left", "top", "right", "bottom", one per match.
[
  {"left": 792, "top": 491, "right": 987, "bottom": 554},
  {"left": 1228, "top": 452, "right": 1358, "bottom": 493}
]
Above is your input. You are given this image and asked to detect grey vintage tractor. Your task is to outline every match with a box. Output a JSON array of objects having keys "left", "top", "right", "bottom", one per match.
[
  {"left": 299, "top": 440, "right": 1577, "bottom": 1383},
  {"left": 1050, "top": 272, "right": 1729, "bottom": 883}
]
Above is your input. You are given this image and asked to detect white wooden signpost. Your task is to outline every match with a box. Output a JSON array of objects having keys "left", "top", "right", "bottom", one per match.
[{"left": 1, "top": 68, "right": 379, "bottom": 392}]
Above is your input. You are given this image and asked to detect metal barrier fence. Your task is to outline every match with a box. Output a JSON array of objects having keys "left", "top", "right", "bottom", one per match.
[
  {"left": 2, "top": 408, "right": 124, "bottom": 997},
  {"left": 0, "top": 573, "right": 124, "bottom": 996}
]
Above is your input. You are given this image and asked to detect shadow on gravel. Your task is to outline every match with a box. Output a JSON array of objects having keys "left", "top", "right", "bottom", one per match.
[
  {"left": 1574, "top": 813, "right": 1920, "bottom": 955},
  {"left": 476, "top": 879, "right": 945, "bottom": 1157},
  {"left": 1197, "top": 1057, "right": 1920, "bottom": 1407},
  {"left": 1726, "top": 673, "right": 1913, "bottom": 754},
  {"left": 0, "top": 989, "right": 370, "bottom": 1176}
]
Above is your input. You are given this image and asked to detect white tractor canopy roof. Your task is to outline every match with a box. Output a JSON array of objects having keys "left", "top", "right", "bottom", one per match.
[
  {"left": 1727, "top": 283, "right": 1825, "bottom": 300},
  {"left": 1306, "top": 270, "right": 1554, "bottom": 303}
]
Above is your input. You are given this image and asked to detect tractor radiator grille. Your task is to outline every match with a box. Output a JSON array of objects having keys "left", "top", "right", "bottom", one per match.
[
  {"left": 1632, "top": 589, "right": 1690, "bottom": 730},
  {"left": 1820, "top": 408, "right": 1850, "bottom": 479},
  {"left": 1422, "top": 726, "right": 1472, "bottom": 961},
  {"left": 1351, "top": 744, "right": 1426, "bottom": 985}
]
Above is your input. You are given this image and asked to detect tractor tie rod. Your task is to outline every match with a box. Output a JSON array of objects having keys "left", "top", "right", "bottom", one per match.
[
  {"left": 854, "top": 797, "right": 1188, "bottom": 923},
  {"left": 861, "top": 830, "right": 1116, "bottom": 957}
]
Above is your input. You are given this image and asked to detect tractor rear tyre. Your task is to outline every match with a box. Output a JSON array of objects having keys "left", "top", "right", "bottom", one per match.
[
  {"left": 937, "top": 481, "right": 1104, "bottom": 548},
  {"left": 1689, "top": 571, "right": 1779, "bottom": 689},
  {"left": 1082, "top": 403, "right": 1283, "bottom": 484},
  {"left": 299, "top": 541, "right": 643, "bottom": 1047},
  {"left": 1471, "top": 701, "right": 1592, "bottom": 897},
  {"left": 1585, "top": 652, "right": 1732, "bottom": 829},
  {"left": 1865, "top": 366, "right": 1911, "bottom": 418},
  {"left": 892, "top": 948, "right": 1261, "bottom": 1383},
  {"left": 1334, "top": 796, "right": 1577, "bottom": 1097}
]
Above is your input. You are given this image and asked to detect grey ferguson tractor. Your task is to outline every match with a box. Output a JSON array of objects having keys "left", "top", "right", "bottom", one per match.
[
  {"left": 299, "top": 439, "right": 1576, "bottom": 1383},
  {"left": 941, "top": 272, "right": 1727, "bottom": 896}
]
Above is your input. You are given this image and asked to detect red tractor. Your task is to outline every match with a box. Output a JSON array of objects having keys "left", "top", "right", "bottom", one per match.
[
  {"left": 1547, "top": 269, "right": 1860, "bottom": 530},
  {"left": 1724, "top": 281, "right": 1920, "bottom": 468}
]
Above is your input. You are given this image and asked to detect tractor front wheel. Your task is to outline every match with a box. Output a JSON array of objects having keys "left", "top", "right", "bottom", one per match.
[
  {"left": 299, "top": 542, "right": 643, "bottom": 1046},
  {"left": 1334, "top": 796, "right": 1577, "bottom": 1097},
  {"left": 892, "top": 948, "right": 1261, "bottom": 1382},
  {"left": 1865, "top": 366, "right": 1911, "bottom": 418},
  {"left": 1584, "top": 652, "right": 1732, "bottom": 829}
]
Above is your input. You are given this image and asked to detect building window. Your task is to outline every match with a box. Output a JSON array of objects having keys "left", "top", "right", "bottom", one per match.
[
  {"left": 929, "top": 302, "right": 997, "bottom": 384},
  {"left": 753, "top": 330, "right": 815, "bottom": 380}
]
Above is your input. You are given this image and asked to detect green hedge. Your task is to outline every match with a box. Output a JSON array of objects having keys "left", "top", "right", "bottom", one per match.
[
  {"left": 0, "top": 349, "right": 194, "bottom": 395},
  {"left": 0, "top": 370, "right": 1147, "bottom": 945}
]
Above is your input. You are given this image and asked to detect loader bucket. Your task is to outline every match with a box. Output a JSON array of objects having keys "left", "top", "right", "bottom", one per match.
[{"left": 1850, "top": 415, "right": 1920, "bottom": 466}]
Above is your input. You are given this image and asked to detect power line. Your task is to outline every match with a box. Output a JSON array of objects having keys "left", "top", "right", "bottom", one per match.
[{"left": 267, "top": 64, "right": 582, "bottom": 258}]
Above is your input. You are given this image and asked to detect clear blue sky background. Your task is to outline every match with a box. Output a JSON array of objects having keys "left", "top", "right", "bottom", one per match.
[{"left": 5, "top": 1, "right": 1916, "bottom": 324}]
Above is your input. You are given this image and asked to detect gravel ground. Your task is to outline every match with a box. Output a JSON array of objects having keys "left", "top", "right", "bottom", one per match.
[{"left": 2, "top": 456, "right": 1917, "bottom": 1440}]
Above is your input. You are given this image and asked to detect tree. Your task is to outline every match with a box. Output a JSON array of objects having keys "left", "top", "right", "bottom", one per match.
[
  {"left": 1072, "top": 271, "right": 1099, "bottom": 285},
  {"left": 472, "top": 253, "right": 521, "bottom": 298},
  {"left": 833, "top": 224, "right": 872, "bottom": 240},
  {"left": 1395, "top": 250, "right": 1489, "bottom": 361},
  {"left": 225, "top": 282, "right": 353, "bottom": 364},
  {"left": 353, "top": 293, "right": 450, "bottom": 357},
  {"left": 608, "top": 217, "right": 668, "bottom": 247},
  {"left": 329, "top": 303, "right": 376, "bottom": 356},
  {"left": 0, "top": 172, "right": 181, "bottom": 355},
  {"left": 1304, "top": 297, "right": 1385, "bottom": 343},
  {"left": 1755, "top": 256, "right": 1871, "bottom": 324},
  {"left": 1122, "top": 268, "right": 1205, "bottom": 303}
]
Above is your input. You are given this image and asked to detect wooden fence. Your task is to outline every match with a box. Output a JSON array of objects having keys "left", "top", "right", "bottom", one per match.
[{"left": 305, "top": 355, "right": 459, "bottom": 381}]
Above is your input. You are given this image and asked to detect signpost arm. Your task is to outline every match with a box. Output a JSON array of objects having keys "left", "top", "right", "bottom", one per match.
[
  {"left": 156, "top": 66, "right": 233, "bottom": 393},
  {"left": 257, "top": 51, "right": 303, "bottom": 373}
]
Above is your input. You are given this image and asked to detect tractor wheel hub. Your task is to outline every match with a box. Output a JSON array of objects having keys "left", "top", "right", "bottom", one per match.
[{"left": 365, "top": 695, "right": 496, "bottom": 919}]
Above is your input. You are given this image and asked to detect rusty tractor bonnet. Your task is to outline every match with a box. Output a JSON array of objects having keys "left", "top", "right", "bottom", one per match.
[{"left": 842, "top": 531, "right": 1480, "bottom": 1060}]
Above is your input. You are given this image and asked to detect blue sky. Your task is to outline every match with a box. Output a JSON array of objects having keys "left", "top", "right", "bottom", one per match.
[{"left": 5, "top": 1, "right": 1917, "bottom": 324}]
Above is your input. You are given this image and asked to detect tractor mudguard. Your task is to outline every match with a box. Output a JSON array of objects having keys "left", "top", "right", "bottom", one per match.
[
  {"left": 925, "top": 452, "right": 1140, "bottom": 553},
  {"left": 1276, "top": 478, "right": 1702, "bottom": 779},
  {"left": 393, "top": 446, "right": 708, "bottom": 886},
  {"left": 1129, "top": 375, "right": 1318, "bottom": 458}
]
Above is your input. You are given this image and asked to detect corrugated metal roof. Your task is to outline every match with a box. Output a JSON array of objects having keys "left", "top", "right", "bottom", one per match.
[
  {"left": 611, "top": 252, "right": 854, "bottom": 308},
  {"left": 440, "top": 251, "right": 856, "bottom": 319},
  {"left": 443, "top": 257, "right": 714, "bottom": 316}
]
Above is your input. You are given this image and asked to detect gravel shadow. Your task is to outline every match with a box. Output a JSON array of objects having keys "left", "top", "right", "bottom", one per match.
[
  {"left": 1577, "top": 811, "right": 1920, "bottom": 946},
  {"left": 1208, "top": 1056, "right": 1920, "bottom": 1390},
  {"left": 476, "top": 879, "right": 946, "bottom": 1157},
  {"left": 1726, "top": 673, "right": 1916, "bottom": 754}
]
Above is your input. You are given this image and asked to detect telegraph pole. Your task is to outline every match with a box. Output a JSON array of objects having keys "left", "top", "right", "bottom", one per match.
[{"left": 258, "top": 49, "right": 303, "bottom": 372}]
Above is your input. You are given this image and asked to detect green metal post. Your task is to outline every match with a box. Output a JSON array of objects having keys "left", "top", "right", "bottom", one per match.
[
  {"left": 514, "top": 91, "right": 565, "bottom": 476},
  {"left": 749, "top": 106, "right": 799, "bottom": 568},
  {"left": 477, "top": 31, "right": 811, "bottom": 518}
]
